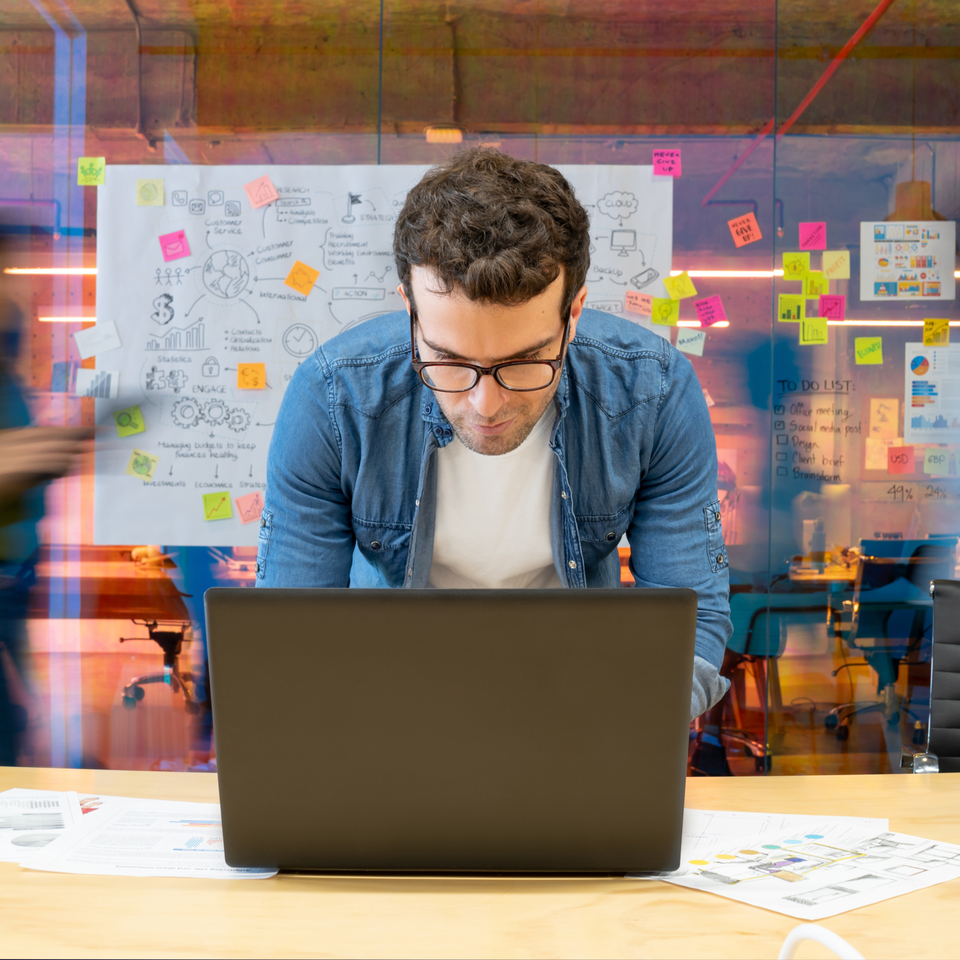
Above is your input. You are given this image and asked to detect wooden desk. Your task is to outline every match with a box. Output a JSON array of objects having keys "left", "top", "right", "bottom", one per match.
[{"left": 1, "top": 767, "right": 958, "bottom": 959}]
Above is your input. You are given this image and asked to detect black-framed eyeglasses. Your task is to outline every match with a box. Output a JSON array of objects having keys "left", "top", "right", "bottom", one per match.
[{"left": 410, "top": 308, "right": 571, "bottom": 393}]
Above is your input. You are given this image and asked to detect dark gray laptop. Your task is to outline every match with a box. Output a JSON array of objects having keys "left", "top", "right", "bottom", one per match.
[{"left": 205, "top": 588, "right": 696, "bottom": 874}]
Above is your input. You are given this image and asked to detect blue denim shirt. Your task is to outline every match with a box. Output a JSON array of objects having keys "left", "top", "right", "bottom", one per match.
[{"left": 257, "top": 308, "right": 732, "bottom": 671}]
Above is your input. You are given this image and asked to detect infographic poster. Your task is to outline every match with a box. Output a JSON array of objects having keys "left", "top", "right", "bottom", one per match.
[
  {"left": 903, "top": 341, "right": 960, "bottom": 444},
  {"left": 859, "top": 221, "right": 956, "bottom": 302}
]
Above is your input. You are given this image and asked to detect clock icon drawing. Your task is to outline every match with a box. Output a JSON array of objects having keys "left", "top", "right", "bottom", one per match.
[{"left": 282, "top": 323, "right": 318, "bottom": 358}]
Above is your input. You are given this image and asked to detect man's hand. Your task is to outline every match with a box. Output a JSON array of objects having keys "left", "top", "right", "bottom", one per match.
[{"left": 0, "top": 427, "right": 94, "bottom": 497}]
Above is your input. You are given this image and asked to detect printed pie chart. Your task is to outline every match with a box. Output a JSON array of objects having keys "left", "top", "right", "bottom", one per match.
[{"left": 911, "top": 356, "right": 930, "bottom": 376}]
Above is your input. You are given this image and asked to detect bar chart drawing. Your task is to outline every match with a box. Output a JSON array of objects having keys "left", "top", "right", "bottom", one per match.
[
  {"left": 146, "top": 320, "right": 205, "bottom": 351},
  {"left": 75, "top": 369, "right": 119, "bottom": 399}
]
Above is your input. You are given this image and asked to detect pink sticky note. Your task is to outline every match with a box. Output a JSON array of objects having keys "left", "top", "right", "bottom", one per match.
[
  {"left": 694, "top": 295, "right": 727, "bottom": 327},
  {"left": 819, "top": 294, "right": 846, "bottom": 321},
  {"left": 625, "top": 290, "right": 653, "bottom": 316},
  {"left": 244, "top": 174, "right": 279, "bottom": 209},
  {"left": 652, "top": 149, "right": 681, "bottom": 177},
  {"left": 234, "top": 490, "right": 265, "bottom": 525},
  {"left": 159, "top": 230, "right": 191, "bottom": 262},
  {"left": 799, "top": 222, "right": 827, "bottom": 250},
  {"left": 888, "top": 445, "right": 915, "bottom": 475}
]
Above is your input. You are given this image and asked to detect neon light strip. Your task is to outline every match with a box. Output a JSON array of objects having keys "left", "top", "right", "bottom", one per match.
[
  {"left": 39, "top": 316, "right": 94, "bottom": 323},
  {"left": 677, "top": 320, "right": 730, "bottom": 328},
  {"left": 3, "top": 267, "right": 96, "bottom": 275}
]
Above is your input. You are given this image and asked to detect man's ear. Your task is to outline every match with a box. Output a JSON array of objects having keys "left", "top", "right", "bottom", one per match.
[
  {"left": 568, "top": 285, "right": 588, "bottom": 341},
  {"left": 397, "top": 283, "right": 411, "bottom": 314}
]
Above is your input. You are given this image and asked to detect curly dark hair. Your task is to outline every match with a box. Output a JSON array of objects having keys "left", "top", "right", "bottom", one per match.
[{"left": 394, "top": 148, "right": 590, "bottom": 319}]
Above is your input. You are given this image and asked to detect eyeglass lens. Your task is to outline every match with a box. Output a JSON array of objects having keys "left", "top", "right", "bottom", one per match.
[{"left": 420, "top": 362, "right": 555, "bottom": 392}]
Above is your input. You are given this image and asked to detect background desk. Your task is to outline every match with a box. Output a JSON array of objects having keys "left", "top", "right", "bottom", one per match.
[{"left": 1, "top": 768, "right": 958, "bottom": 960}]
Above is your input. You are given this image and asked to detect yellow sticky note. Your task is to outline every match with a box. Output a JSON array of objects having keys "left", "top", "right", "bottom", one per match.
[
  {"left": 651, "top": 297, "right": 680, "bottom": 325},
  {"left": 77, "top": 157, "right": 106, "bottom": 186},
  {"left": 136, "top": 178, "right": 164, "bottom": 206},
  {"left": 284, "top": 260, "right": 321, "bottom": 297},
  {"left": 924, "top": 447, "right": 950, "bottom": 476},
  {"left": 662, "top": 271, "right": 698, "bottom": 300},
  {"left": 803, "top": 271, "right": 825, "bottom": 297},
  {"left": 855, "top": 337, "right": 883, "bottom": 365},
  {"left": 799, "top": 317, "right": 828, "bottom": 345},
  {"left": 202, "top": 490, "right": 233, "bottom": 521},
  {"left": 113, "top": 405, "right": 145, "bottom": 438},
  {"left": 822, "top": 250, "right": 850, "bottom": 280},
  {"left": 238, "top": 362, "right": 266, "bottom": 389},
  {"left": 923, "top": 318, "right": 950, "bottom": 347},
  {"left": 125, "top": 449, "right": 158, "bottom": 481},
  {"left": 778, "top": 295, "right": 805, "bottom": 322},
  {"left": 782, "top": 252, "right": 810, "bottom": 280}
]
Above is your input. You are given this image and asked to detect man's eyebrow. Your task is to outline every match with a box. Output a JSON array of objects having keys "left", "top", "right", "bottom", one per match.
[{"left": 419, "top": 331, "right": 558, "bottom": 363}]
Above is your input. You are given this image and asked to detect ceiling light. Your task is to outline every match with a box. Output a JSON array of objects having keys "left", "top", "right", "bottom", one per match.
[
  {"left": 4, "top": 267, "right": 97, "bottom": 276},
  {"left": 39, "top": 316, "right": 94, "bottom": 323},
  {"left": 424, "top": 125, "right": 463, "bottom": 144}
]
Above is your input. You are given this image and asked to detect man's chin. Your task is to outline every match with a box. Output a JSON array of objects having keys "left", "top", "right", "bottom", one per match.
[{"left": 454, "top": 420, "right": 531, "bottom": 456}]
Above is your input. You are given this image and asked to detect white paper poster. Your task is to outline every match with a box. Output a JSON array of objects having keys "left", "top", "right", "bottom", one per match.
[
  {"left": 903, "top": 341, "right": 960, "bottom": 444},
  {"left": 859, "top": 221, "right": 955, "bottom": 302},
  {"left": 94, "top": 164, "right": 672, "bottom": 545}
]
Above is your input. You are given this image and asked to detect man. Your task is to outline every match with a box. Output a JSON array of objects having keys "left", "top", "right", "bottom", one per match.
[{"left": 259, "top": 149, "right": 731, "bottom": 719}]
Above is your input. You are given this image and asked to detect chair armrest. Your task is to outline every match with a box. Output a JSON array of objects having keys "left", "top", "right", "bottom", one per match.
[{"left": 900, "top": 745, "right": 940, "bottom": 773}]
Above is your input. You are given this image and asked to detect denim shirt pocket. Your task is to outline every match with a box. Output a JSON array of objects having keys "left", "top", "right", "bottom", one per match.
[
  {"left": 255, "top": 509, "right": 273, "bottom": 581},
  {"left": 353, "top": 519, "right": 412, "bottom": 585},
  {"left": 704, "top": 500, "right": 727, "bottom": 573}
]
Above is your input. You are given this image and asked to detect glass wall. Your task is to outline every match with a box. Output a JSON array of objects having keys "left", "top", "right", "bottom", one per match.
[{"left": 0, "top": 0, "right": 956, "bottom": 775}]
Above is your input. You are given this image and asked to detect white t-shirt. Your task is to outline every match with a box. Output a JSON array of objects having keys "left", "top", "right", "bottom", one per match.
[{"left": 429, "top": 410, "right": 563, "bottom": 589}]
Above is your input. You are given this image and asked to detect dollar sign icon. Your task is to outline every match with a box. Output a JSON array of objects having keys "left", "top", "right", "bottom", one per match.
[{"left": 151, "top": 293, "right": 175, "bottom": 326}]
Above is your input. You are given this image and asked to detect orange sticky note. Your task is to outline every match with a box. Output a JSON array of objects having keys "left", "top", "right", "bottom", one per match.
[
  {"left": 887, "top": 445, "right": 915, "bottom": 475},
  {"left": 284, "top": 260, "right": 320, "bottom": 296},
  {"left": 728, "top": 212, "right": 762, "bottom": 248},
  {"left": 234, "top": 490, "right": 265, "bottom": 525},
  {"left": 238, "top": 363, "right": 266, "bottom": 389},
  {"left": 625, "top": 290, "right": 653, "bottom": 316},
  {"left": 244, "top": 174, "right": 279, "bottom": 209}
]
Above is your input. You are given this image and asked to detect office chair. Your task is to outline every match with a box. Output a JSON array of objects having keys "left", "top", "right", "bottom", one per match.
[
  {"left": 826, "top": 542, "right": 956, "bottom": 741},
  {"left": 118, "top": 619, "right": 200, "bottom": 714},
  {"left": 901, "top": 578, "right": 960, "bottom": 773}
]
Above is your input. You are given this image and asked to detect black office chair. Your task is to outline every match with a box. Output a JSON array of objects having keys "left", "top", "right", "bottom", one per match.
[
  {"left": 901, "top": 579, "right": 960, "bottom": 773},
  {"left": 119, "top": 619, "right": 200, "bottom": 714}
]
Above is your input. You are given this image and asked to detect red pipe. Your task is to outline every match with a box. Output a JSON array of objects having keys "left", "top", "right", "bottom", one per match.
[{"left": 701, "top": 0, "right": 899, "bottom": 207}]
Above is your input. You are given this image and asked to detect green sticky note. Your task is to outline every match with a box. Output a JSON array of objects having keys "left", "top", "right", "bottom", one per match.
[
  {"left": 651, "top": 297, "right": 680, "bottom": 325},
  {"left": 113, "top": 405, "right": 145, "bottom": 438},
  {"left": 782, "top": 251, "right": 810, "bottom": 280},
  {"left": 803, "top": 270, "right": 825, "bottom": 297},
  {"left": 202, "top": 491, "right": 233, "bottom": 521},
  {"left": 924, "top": 447, "right": 950, "bottom": 476},
  {"left": 855, "top": 337, "right": 883, "bottom": 365},
  {"left": 778, "top": 294, "right": 805, "bottom": 322},
  {"left": 799, "top": 317, "right": 828, "bottom": 345},
  {"left": 77, "top": 157, "right": 106, "bottom": 186}
]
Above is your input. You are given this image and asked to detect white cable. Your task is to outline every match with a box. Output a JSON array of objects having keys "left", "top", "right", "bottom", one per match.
[{"left": 778, "top": 923, "right": 865, "bottom": 960}]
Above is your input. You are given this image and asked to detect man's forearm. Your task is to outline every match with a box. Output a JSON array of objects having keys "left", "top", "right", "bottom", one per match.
[{"left": 690, "top": 655, "right": 730, "bottom": 721}]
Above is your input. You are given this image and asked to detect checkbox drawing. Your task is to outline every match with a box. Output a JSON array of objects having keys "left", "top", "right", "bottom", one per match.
[{"left": 776, "top": 435, "right": 788, "bottom": 445}]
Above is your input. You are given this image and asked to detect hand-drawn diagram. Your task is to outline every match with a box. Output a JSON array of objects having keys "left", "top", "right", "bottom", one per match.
[{"left": 94, "top": 164, "right": 671, "bottom": 545}]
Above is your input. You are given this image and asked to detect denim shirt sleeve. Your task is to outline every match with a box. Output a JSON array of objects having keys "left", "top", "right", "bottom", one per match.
[
  {"left": 627, "top": 344, "right": 732, "bottom": 670},
  {"left": 256, "top": 351, "right": 354, "bottom": 587}
]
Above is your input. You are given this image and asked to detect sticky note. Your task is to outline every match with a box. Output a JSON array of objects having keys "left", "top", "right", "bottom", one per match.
[
  {"left": 799, "top": 317, "right": 828, "bottom": 345},
  {"left": 888, "top": 445, "right": 915, "bottom": 475},
  {"left": 650, "top": 297, "right": 679, "bottom": 325},
  {"left": 855, "top": 337, "right": 883, "bottom": 365},
  {"left": 77, "top": 157, "right": 105, "bottom": 186},
  {"left": 235, "top": 490, "right": 265, "bottom": 524},
  {"left": 822, "top": 250, "right": 850, "bottom": 280},
  {"left": 652, "top": 149, "right": 681, "bottom": 177},
  {"left": 159, "top": 230, "right": 191, "bottom": 263},
  {"left": 113, "top": 405, "right": 145, "bottom": 438},
  {"left": 870, "top": 399, "right": 899, "bottom": 440},
  {"left": 238, "top": 362, "right": 266, "bottom": 389},
  {"left": 676, "top": 329, "right": 706, "bottom": 356},
  {"left": 924, "top": 447, "right": 950, "bottom": 476},
  {"left": 73, "top": 320, "right": 122, "bottom": 360},
  {"left": 662, "top": 271, "right": 698, "bottom": 300},
  {"left": 136, "top": 179, "right": 164, "bottom": 206},
  {"left": 798, "top": 221, "right": 827, "bottom": 250},
  {"left": 125, "top": 449, "right": 158, "bottom": 481},
  {"left": 782, "top": 252, "right": 810, "bottom": 280},
  {"left": 284, "top": 260, "right": 320, "bottom": 296},
  {"left": 625, "top": 290, "right": 653, "bottom": 316},
  {"left": 728, "top": 212, "right": 761, "bottom": 248},
  {"left": 202, "top": 491, "right": 233, "bottom": 521},
  {"left": 819, "top": 294, "right": 846, "bottom": 321},
  {"left": 865, "top": 437, "right": 893, "bottom": 470},
  {"left": 694, "top": 295, "right": 727, "bottom": 327},
  {"left": 244, "top": 174, "right": 279, "bottom": 209},
  {"left": 923, "top": 318, "right": 950, "bottom": 347},
  {"left": 803, "top": 271, "right": 825, "bottom": 297},
  {"left": 778, "top": 295, "right": 805, "bottom": 322}
]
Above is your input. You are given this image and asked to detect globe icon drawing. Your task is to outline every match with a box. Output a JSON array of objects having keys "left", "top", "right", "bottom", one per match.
[{"left": 203, "top": 250, "right": 250, "bottom": 299}]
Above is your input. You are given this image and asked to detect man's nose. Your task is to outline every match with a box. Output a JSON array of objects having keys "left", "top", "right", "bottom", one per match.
[{"left": 469, "top": 373, "right": 509, "bottom": 418}]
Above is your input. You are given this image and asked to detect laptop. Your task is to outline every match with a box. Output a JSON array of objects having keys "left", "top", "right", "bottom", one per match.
[{"left": 205, "top": 587, "right": 697, "bottom": 874}]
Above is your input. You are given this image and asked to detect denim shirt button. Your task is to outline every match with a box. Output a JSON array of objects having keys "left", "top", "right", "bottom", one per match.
[
  {"left": 714, "top": 511, "right": 721, "bottom": 523},
  {"left": 605, "top": 531, "right": 616, "bottom": 542},
  {"left": 254, "top": 562, "right": 260, "bottom": 573},
  {"left": 568, "top": 560, "right": 577, "bottom": 569},
  {"left": 717, "top": 554, "right": 724, "bottom": 565},
  {"left": 260, "top": 518, "right": 266, "bottom": 528},
  {"left": 560, "top": 491, "right": 567, "bottom": 500},
  {"left": 433, "top": 426, "right": 443, "bottom": 437},
  {"left": 425, "top": 403, "right": 433, "bottom": 414},
  {"left": 370, "top": 541, "right": 382, "bottom": 551}
]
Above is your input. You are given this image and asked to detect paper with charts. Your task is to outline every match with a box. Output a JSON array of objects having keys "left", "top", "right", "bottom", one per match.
[
  {"left": 94, "top": 164, "right": 672, "bottom": 545},
  {"left": 859, "top": 220, "right": 956, "bottom": 302},
  {"left": 903, "top": 341, "right": 960, "bottom": 445}
]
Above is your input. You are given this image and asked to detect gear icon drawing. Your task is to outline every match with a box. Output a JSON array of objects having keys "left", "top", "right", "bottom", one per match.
[
  {"left": 170, "top": 398, "right": 203, "bottom": 429},
  {"left": 227, "top": 407, "right": 251, "bottom": 433},
  {"left": 203, "top": 400, "right": 229, "bottom": 426}
]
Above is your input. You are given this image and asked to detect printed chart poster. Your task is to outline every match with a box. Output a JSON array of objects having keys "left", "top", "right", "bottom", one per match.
[
  {"left": 903, "top": 342, "right": 960, "bottom": 444},
  {"left": 860, "top": 221, "right": 956, "bottom": 302},
  {"left": 95, "top": 165, "right": 672, "bottom": 545}
]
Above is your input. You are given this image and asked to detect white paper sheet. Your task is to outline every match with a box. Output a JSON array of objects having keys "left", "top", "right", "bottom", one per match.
[
  {"left": 0, "top": 788, "right": 83, "bottom": 862},
  {"left": 903, "top": 341, "right": 960, "bottom": 444},
  {"left": 23, "top": 797, "right": 276, "bottom": 879},
  {"left": 73, "top": 320, "right": 122, "bottom": 360},
  {"left": 75, "top": 368, "right": 121, "bottom": 399},
  {"left": 859, "top": 220, "right": 956, "bottom": 302}
]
